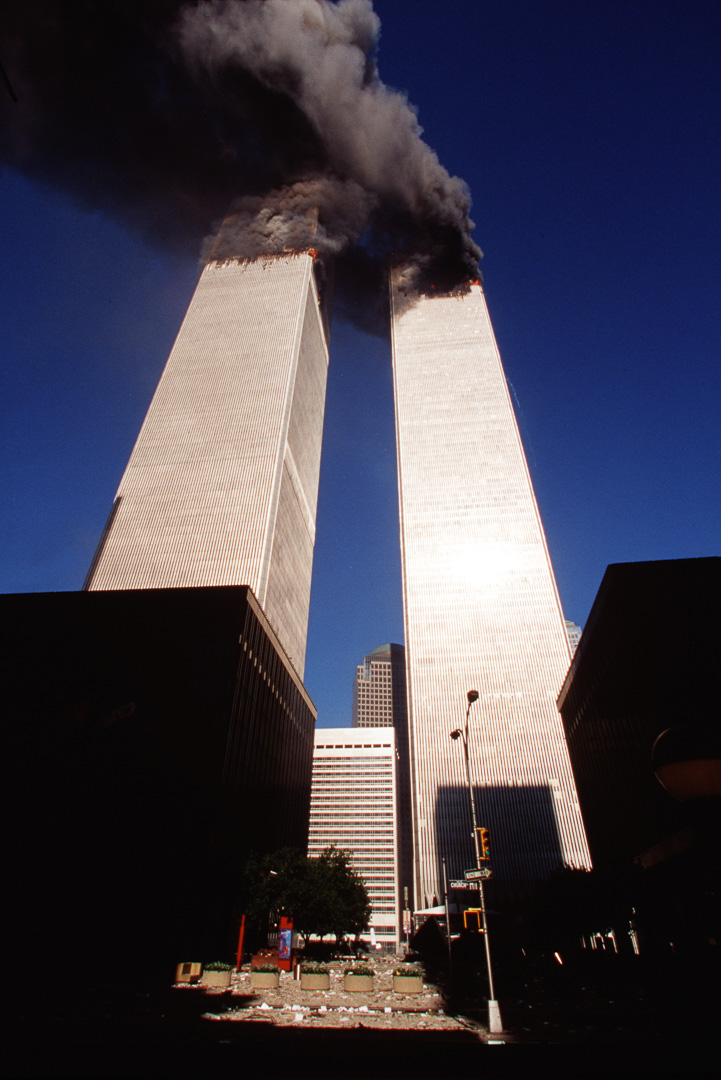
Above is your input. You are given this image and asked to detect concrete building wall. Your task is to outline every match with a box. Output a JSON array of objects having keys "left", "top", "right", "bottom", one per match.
[
  {"left": 390, "top": 275, "right": 590, "bottom": 907},
  {"left": 263, "top": 275, "right": 328, "bottom": 673},
  {"left": 85, "top": 254, "right": 328, "bottom": 677}
]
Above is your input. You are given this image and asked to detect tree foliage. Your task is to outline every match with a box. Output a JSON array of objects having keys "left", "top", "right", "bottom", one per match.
[{"left": 239, "top": 846, "right": 371, "bottom": 944}]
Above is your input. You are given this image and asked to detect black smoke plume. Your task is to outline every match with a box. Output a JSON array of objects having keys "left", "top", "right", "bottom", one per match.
[{"left": 1, "top": 0, "right": 481, "bottom": 330}]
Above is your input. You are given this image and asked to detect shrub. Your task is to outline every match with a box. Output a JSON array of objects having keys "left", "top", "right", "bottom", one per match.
[
  {"left": 300, "top": 961, "right": 328, "bottom": 975},
  {"left": 204, "top": 960, "right": 234, "bottom": 972},
  {"left": 253, "top": 963, "right": 280, "bottom": 974},
  {"left": 344, "top": 964, "right": 374, "bottom": 977},
  {"left": 393, "top": 965, "right": 421, "bottom": 978}
]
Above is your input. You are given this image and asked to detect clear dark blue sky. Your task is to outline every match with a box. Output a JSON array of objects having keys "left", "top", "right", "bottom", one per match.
[{"left": 1, "top": 1, "right": 719, "bottom": 726}]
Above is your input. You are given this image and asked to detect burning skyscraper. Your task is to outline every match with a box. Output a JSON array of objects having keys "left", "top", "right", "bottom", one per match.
[
  {"left": 5, "top": 2, "right": 590, "bottom": 914},
  {"left": 82, "top": 210, "right": 590, "bottom": 913},
  {"left": 85, "top": 250, "right": 328, "bottom": 676},
  {"left": 391, "top": 273, "right": 591, "bottom": 906}
]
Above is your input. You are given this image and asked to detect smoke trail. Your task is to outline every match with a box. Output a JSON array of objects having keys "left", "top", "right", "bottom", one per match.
[{"left": 1, "top": 1, "right": 481, "bottom": 327}]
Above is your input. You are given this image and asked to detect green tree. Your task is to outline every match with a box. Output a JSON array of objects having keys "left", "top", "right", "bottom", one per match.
[
  {"left": 238, "top": 847, "right": 308, "bottom": 926},
  {"left": 297, "top": 847, "right": 371, "bottom": 944},
  {"left": 238, "top": 846, "right": 371, "bottom": 946}
]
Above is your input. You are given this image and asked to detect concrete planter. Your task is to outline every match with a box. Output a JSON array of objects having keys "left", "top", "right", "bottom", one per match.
[
  {"left": 393, "top": 974, "right": 423, "bottom": 995},
  {"left": 251, "top": 971, "right": 280, "bottom": 990},
  {"left": 201, "top": 969, "right": 232, "bottom": 988},
  {"left": 300, "top": 972, "right": 330, "bottom": 991},
  {"left": 175, "top": 962, "right": 202, "bottom": 984},
  {"left": 343, "top": 973, "right": 375, "bottom": 993}
]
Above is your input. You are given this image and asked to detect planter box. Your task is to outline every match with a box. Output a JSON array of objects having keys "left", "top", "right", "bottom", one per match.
[
  {"left": 300, "top": 972, "right": 330, "bottom": 991},
  {"left": 251, "top": 971, "right": 280, "bottom": 990},
  {"left": 175, "top": 962, "right": 202, "bottom": 984},
  {"left": 201, "top": 969, "right": 232, "bottom": 988},
  {"left": 343, "top": 974, "right": 375, "bottom": 993},
  {"left": 393, "top": 974, "right": 423, "bottom": 995}
]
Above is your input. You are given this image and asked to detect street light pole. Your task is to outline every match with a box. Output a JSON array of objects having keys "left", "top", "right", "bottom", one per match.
[{"left": 451, "top": 690, "right": 503, "bottom": 1035}]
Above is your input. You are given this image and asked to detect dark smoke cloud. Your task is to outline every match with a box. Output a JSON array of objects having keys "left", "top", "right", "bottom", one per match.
[{"left": 1, "top": 0, "right": 480, "bottom": 330}]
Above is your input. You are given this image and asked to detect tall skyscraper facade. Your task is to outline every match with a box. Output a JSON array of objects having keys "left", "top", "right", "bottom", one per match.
[
  {"left": 390, "top": 275, "right": 591, "bottom": 907},
  {"left": 309, "top": 727, "right": 400, "bottom": 950},
  {"left": 85, "top": 253, "right": 328, "bottom": 676}
]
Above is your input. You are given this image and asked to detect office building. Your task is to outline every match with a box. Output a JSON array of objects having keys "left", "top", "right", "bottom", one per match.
[
  {"left": 390, "top": 274, "right": 591, "bottom": 907},
  {"left": 3, "top": 585, "right": 316, "bottom": 973},
  {"left": 558, "top": 557, "right": 721, "bottom": 872},
  {"left": 352, "top": 643, "right": 407, "bottom": 728},
  {"left": 309, "top": 727, "right": 400, "bottom": 950},
  {"left": 85, "top": 252, "right": 329, "bottom": 677},
  {"left": 565, "top": 620, "right": 583, "bottom": 655},
  {"left": 352, "top": 642, "right": 413, "bottom": 919},
  {"left": 557, "top": 557, "right": 721, "bottom": 960}
]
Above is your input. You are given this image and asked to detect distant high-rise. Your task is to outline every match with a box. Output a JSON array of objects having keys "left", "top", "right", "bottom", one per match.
[
  {"left": 565, "top": 620, "right": 583, "bottom": 655},
  {"left": 85, "top": 253, "right": 328, "bottom": 676},
  {"left": 352, "top": 643, "right": 407, "bottom": 729},
  {"left": 390, "top": 274, "right": 591, "bottom": 906},
  {"left": 351, "top": 642, "right": 413, "bottom": 916},
  {"left": 309, "top": 727, "right": 400, "bottom": 950}
]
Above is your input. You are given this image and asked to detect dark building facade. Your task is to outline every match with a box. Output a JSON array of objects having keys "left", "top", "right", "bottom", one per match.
[
  {"left": 3, "top": 585, "right": 316, "bottom": 977},
  {"left": 557, "top": 557, "right": 720, "bottom": 956}
]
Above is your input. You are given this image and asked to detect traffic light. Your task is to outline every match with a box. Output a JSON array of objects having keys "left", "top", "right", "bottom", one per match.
[
  {"left": 463, "top": 908, "right": 482, "bottom": 932},
  {"left": 478, "top": 827, "right": 490, "bottom": 861}
]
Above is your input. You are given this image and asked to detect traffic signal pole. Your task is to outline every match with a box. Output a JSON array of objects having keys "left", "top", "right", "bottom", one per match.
[{"left": 457, "top": 692, "right": 503, "bottom": 1034}]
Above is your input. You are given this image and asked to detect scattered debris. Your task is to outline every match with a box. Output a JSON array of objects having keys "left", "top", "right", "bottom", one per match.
[{"left": 188, "top": 956, "right": 481, "bottom": 1033}]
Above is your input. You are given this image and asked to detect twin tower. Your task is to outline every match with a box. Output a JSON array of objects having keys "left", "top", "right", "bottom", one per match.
[{"left": 85, "top": 251, "right": 590, "bottom": 908}]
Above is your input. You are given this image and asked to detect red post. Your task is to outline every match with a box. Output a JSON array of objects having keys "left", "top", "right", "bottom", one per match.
[{"left": 235, "top": 914, "right": 246, "bottom": 971}]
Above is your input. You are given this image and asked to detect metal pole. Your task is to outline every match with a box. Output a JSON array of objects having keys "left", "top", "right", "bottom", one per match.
[
  {"left": 461, "top": 695, "right": 503, "bottom": 1034},
  {"left": 442, "top": 857, "right": 453, "bottom": 976}
]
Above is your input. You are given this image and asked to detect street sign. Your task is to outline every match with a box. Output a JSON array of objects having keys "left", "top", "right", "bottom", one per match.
[
  {"left": 449, "top": 880, "right": 476, "bottom": 890},
  {"left": 464, "top": 867, "right": 493, "bottom": 881}
]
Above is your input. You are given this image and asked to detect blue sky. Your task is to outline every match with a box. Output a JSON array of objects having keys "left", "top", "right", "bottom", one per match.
[{"left": 1, "top": 1, "right": 719, "bottom": 726}]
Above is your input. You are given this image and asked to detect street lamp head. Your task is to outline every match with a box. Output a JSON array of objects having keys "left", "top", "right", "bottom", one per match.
[
  {"left": 467, "top": 689, "right": 479, "bottom": 704},
  {"left": 450, "top": 729, "right": 462, "bottom": 740}
]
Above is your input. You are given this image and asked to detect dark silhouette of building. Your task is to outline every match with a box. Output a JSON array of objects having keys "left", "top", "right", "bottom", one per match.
[
  {"left": 3, "top": 585, "right": 316, "bottom": 979},
  {"left": 557, "top": 557, "right": 721, "bottom": 958}
]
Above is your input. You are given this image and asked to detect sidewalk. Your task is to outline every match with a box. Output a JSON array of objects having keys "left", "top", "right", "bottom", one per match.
[{"left": 186, "top": 956, "right": 497, "bottom": 1037}]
